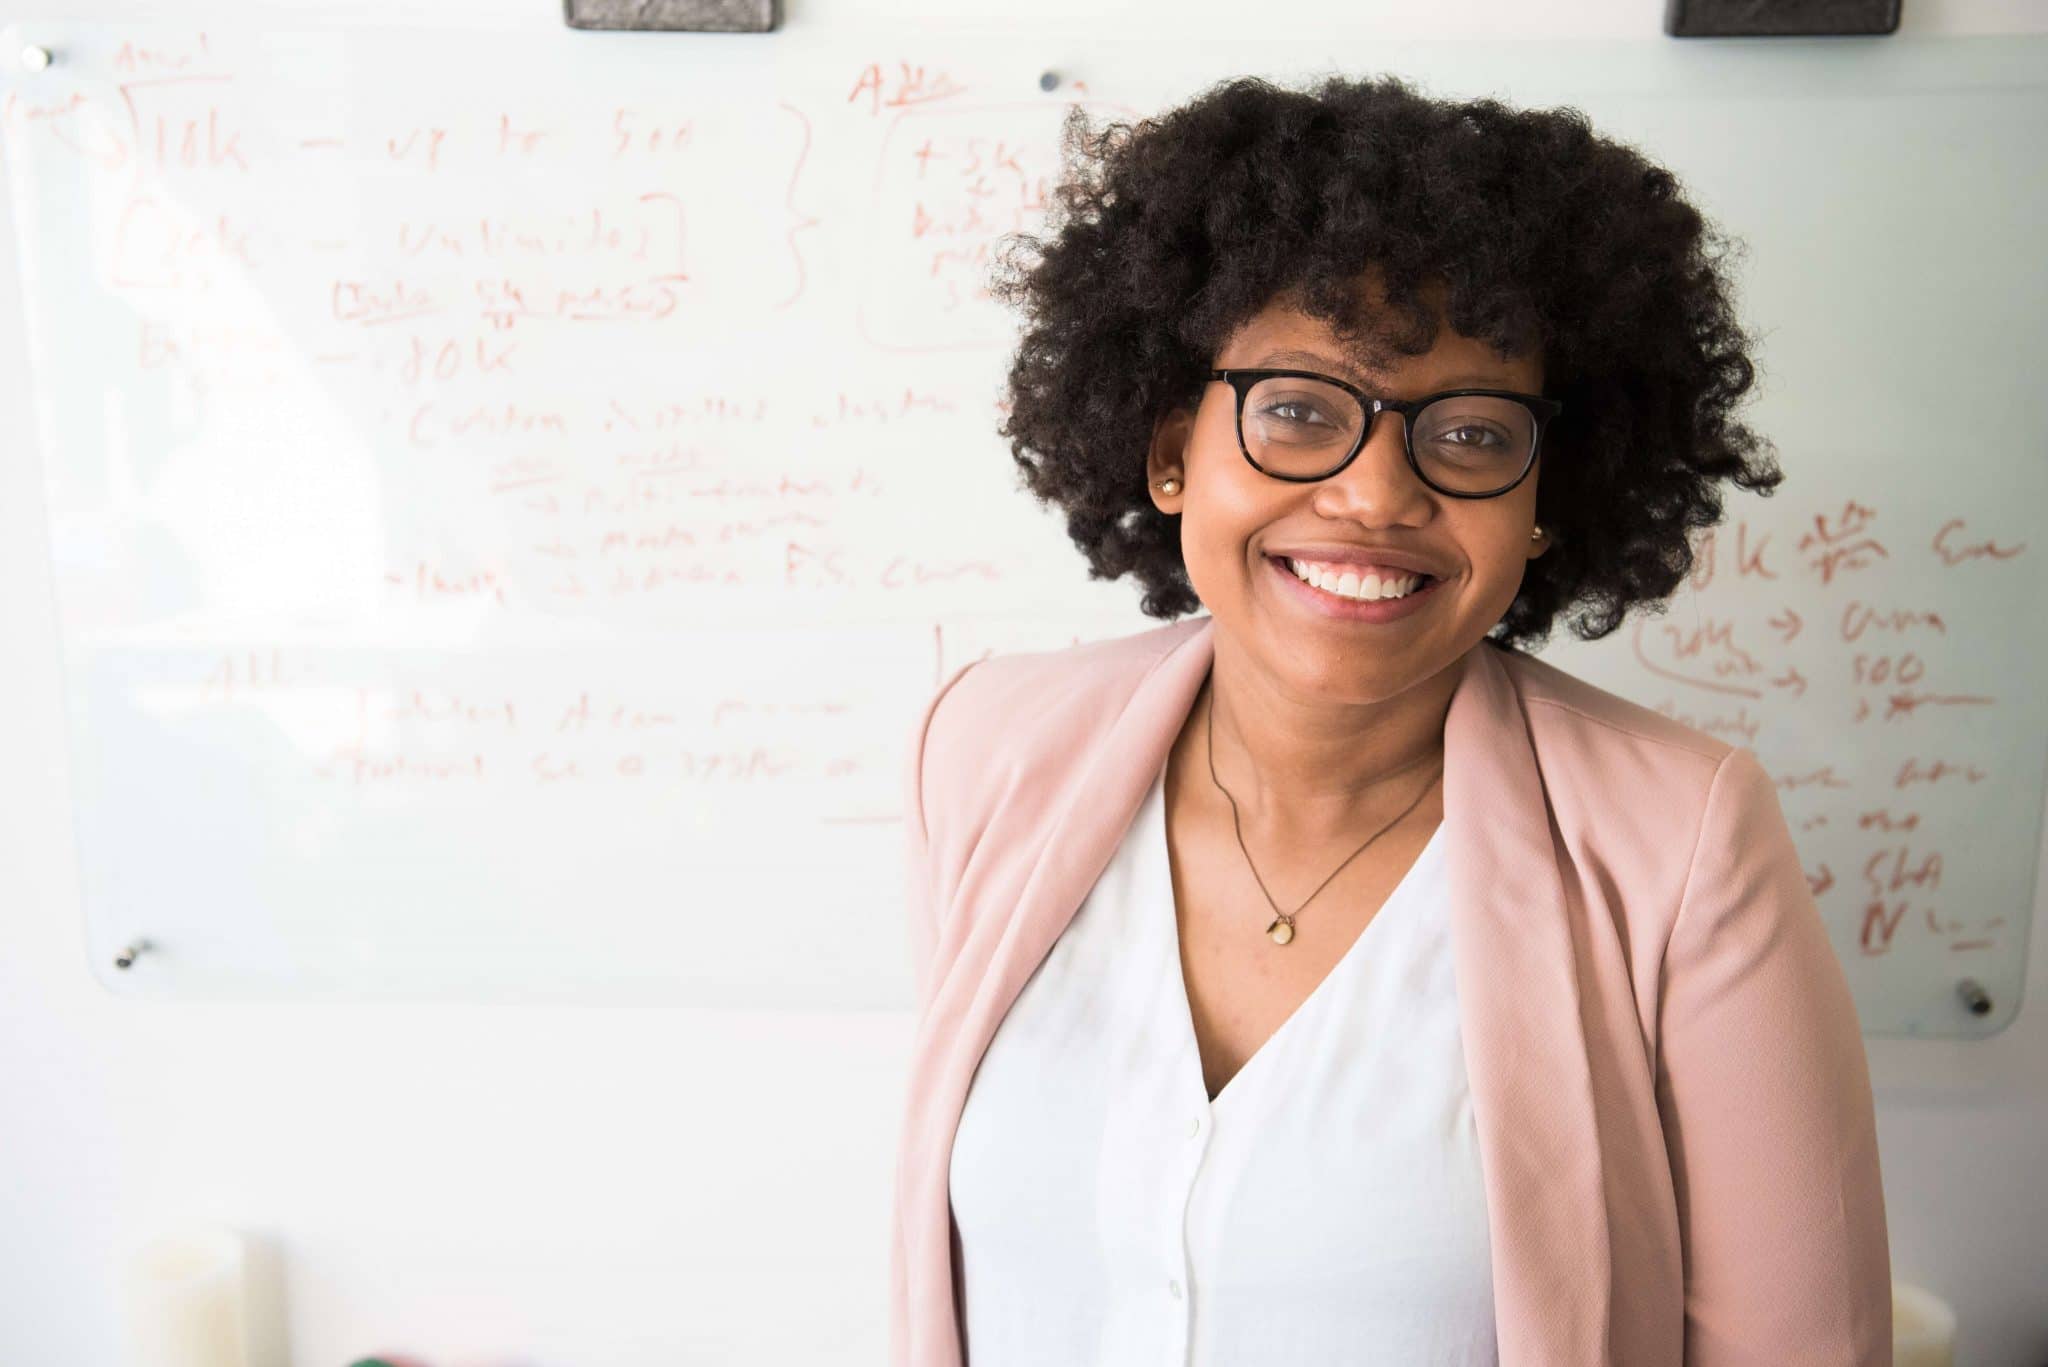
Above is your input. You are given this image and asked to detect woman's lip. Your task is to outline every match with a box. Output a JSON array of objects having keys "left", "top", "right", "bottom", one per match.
[
  {"left": 1265, "top": 553, "right": 1446, "bottom": 622},
  {"left": 1267, "top": 550, "right": 1445, "bottom": 578}
]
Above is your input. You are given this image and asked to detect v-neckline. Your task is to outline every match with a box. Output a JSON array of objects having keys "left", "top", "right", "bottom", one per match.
[{"left": 1156, "top": 771, "right": 1445, "bottom": 1109}]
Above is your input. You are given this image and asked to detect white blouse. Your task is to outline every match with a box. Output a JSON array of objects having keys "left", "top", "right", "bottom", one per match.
[{"left": 947, "top": 754, "right": 1497, "bottom": 1367}]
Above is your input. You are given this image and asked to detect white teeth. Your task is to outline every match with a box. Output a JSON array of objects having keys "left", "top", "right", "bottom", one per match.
[{"left": 1285, "top": 557, "right": 1426, "bottom": 602}]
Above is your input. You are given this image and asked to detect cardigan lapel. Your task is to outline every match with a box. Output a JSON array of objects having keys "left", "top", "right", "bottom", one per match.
[
  {"left": 906, "top": 614, "right": 1611, "bottom": 1366},
  {"left": 1441, "top": 634, "right": 1615, "bottom": 1363},
  {"left": 897, "top": 620, "right": 1216, "bottom": 1367}
]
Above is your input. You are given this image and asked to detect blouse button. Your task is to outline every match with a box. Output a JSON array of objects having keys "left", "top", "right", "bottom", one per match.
[
  {"left": 1187, "top": 1115, "right": 1201, "bottom": 1137},
  {"left": 1169, "top": 1278, "right": 1183, "bottom": 1300}
]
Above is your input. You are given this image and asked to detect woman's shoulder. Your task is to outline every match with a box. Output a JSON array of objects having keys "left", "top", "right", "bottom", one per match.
[
  {"left": 928, "top": 617, "right": 1198, "bottom": 733},
  {"left": 912, "top": 616, "right": 1199, "bottom": 812},
  {"left": 1482, "top": 643, "right": 1753, "bottom": 836},
  {"left": 1487, "top": 638, "right": 1735, "bottom": 770},
  {"left": 1483, "top": 644, "right": 1806, "bottom": 944}
]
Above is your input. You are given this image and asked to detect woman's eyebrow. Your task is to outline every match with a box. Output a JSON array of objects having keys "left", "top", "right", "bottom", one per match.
[
  {"left": 1251, "top": 348, "right": 1516, "bottom": 391},
  {"left": 1255, "top": 348, "right": 1377, "bottom": 380}
]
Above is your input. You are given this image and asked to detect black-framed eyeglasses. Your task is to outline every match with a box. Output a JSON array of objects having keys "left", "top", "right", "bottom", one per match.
[{"left": 1207, "top": 368, "right": 1563, "bottom": 499}]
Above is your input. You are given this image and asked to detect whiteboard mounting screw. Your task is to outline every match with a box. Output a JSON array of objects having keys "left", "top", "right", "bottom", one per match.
[
  {"left": 1955, "top": 978, "right": 1991, "bottom": 1017},
  {"left": 114, "top": 939, "right": 151, "bottom": 970},
  {"left": 21, "top": 45, "right": 53, "bottom": 71},
  {"left": 1039, "top": 70, "right": 1060, "bottom": 92}
]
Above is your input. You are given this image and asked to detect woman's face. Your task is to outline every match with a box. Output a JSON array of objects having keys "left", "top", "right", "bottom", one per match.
[{"left": 1147, "top": 283, "right": 1549, "bottom": 705}]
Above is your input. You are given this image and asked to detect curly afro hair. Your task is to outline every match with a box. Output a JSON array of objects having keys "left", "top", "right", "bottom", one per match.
[{"left": 989, "top": 73, "right": 1784, "bottom": 650}]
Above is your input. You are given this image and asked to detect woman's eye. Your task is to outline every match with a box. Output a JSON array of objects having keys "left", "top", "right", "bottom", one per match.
[{"left": 1438, "top": 424, "right": 1502, "bottom": 446}]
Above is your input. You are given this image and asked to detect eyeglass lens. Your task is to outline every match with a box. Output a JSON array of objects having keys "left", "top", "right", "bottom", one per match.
[{"left": 1240, "top": 374, "right": 1536, "bottom": 494}]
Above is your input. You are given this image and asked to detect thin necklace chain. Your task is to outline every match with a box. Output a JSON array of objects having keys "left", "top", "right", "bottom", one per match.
[{"left": 1203, "top": 687, "right": 1442, "bottom": 946}]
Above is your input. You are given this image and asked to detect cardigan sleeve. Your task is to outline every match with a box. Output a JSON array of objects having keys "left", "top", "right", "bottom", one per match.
[
  {"left": 900, "top": 657, "right": 982, "bottom": 1010},
  {"left": 1653, "top": 745, "right": 1893, "bottom": 1366},
  {"left": 891, "top": 656, "right": 983, "bottom": 1367}
]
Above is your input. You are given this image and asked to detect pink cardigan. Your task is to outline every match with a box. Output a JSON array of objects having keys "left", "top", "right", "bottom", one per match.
[{"left": 889, "top": 613, "right": 1890, "bottom": 1366}]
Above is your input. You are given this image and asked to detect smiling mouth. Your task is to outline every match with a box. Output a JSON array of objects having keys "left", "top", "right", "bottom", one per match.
[
  {"left": 1263, "top": 553, "right": 1450, "bottom": 620},
  {"left": 1269, "top": 554, "right": 1438, "bottom": 600}
]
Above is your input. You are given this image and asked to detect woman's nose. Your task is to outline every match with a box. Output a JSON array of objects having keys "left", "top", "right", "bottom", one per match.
[{"left": 1311, "top": 409, "right": 1434, "bottom": 523}]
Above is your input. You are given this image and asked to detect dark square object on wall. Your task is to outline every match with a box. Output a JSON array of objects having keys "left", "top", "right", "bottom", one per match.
[
  {"left": 564, "top": 0, "right": 779, "bottom": 32},
  {"left": 1666, "top": 0, "right": 1901, "bottom": 36}
]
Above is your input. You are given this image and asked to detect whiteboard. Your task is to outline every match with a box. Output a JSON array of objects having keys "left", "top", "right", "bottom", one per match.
[{"left": 1, "top": 19, "right": 2041, "bottom": 1032}]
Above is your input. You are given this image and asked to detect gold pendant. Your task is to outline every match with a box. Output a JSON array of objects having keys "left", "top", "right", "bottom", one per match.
[{"left": 1266, "top": 917, "right": 1295, "bottom": 946}]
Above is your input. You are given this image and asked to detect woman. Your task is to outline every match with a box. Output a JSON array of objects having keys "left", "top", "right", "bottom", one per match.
[{"left": 889, "top": 74, "right": 1890, "bottom": 1366}]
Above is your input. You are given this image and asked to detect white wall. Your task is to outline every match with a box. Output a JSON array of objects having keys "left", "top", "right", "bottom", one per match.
[{"left": 3, "top": 2, "right": 2044, "bottom": 1364}]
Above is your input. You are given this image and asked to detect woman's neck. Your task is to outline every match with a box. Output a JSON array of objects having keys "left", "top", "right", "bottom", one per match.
[{"left": 1189, "top": 636, "right": 1463, "bottom": 845}]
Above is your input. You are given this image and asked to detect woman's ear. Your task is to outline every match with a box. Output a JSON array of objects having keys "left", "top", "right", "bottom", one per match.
[{"left": 1146, "top": 408, "right": 1193, "bottom": 514}]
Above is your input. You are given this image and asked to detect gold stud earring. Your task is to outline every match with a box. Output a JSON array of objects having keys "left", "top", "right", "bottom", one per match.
[
  {"left": 1531, "top": 525, "right": 1544, "bottom": 540},
  {"left": 1156, "top": 477, "right": 1181, "bottom": 496}
]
